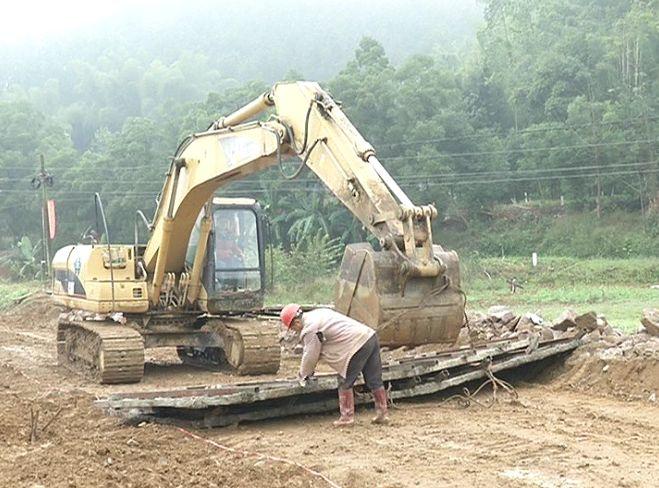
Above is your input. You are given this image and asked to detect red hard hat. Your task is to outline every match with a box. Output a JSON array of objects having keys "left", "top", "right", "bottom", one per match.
[{"left": 280, "top": 303, "right": 301, "bottom": 328}]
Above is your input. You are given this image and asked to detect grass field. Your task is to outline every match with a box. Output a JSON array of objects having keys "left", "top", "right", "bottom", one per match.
[
  {"left": 2, "top": 257, "right": 656, "bottom": 333},
  {"left": 266, "top": 256, "right": 659, "bottom": 333},
  {"left": 462, "top": 257, "right": 658, "bottom": 332}
]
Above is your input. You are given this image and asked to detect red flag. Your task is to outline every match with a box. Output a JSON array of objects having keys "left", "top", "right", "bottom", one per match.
[{"left": 47, "top": 199, "right": 57, "bottom": 240}]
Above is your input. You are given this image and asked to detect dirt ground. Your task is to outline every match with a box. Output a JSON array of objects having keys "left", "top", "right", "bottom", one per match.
[{"left": 0, "top": 295, "right": 657, "bottom": 488}]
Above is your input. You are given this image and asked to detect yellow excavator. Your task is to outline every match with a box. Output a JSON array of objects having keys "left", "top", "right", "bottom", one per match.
[{"left": 51, "top": 81, "right": 466, "bottom": 384}]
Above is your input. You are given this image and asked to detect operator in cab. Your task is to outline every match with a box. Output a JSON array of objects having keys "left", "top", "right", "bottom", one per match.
[
  {"left": 280, "top": 304, "right": 389, "bottom": 426},
  {"left": 215, "top": 213, "right": 244, "bottom": 268}
]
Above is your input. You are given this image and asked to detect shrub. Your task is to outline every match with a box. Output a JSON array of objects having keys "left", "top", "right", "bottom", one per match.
[{"left": 0, "top": 236, "right": 44, "bottom": 281}]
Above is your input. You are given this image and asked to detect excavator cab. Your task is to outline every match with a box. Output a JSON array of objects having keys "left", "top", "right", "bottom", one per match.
[{"left": 187, "top": 197, "right": 267, "bottom": 314}]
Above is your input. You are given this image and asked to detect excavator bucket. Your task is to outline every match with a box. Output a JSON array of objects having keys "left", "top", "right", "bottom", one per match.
[{"left": 334, "top": 243, "right": 465, "bottom": 347}]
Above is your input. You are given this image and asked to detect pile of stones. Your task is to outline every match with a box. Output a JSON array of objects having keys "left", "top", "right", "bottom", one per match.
[{"left": 456, "top": 306, "right": 659, "bottom": 359}]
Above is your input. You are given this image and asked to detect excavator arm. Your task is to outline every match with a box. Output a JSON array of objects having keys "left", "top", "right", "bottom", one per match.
[
  {"left": 144, "top": 81, "right": 464, "bottom": 345},
  {"left": 145, "top": 82, "right": 441, "bottom": 296}
]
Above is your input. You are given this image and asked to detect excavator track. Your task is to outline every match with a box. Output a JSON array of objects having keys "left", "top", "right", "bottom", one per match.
[
  {"left": 207, "top": 318, "right": 280, "bottom": 375},
  {"left": 57, "top": 316, "right": 144, "bottom": 384}
]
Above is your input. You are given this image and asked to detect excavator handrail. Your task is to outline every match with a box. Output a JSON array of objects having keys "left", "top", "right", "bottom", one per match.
[{"left": 134, "top": 209, "right": 153, "bottom": 247}]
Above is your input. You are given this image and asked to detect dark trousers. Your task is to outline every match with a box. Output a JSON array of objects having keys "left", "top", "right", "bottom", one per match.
[{"left": 339, "top": 334, "right": 384, "bottom": 391}]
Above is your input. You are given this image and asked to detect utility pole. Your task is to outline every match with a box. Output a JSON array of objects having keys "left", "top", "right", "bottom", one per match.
[
  {"left": 31, "top": 154, "right": 54, "bottom": 282},
  {"left": 588, "top": 87, "right": 602, "bottom": 219}
]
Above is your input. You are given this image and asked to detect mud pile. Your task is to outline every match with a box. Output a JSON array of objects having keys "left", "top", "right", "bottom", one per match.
[
  {"left": 0, "top": 361, "right": 329, "bottom": 488},
  {"left": 2, "top": 291, "right": 63, "bottom": 330},
  {"left": 551, "top": 326, "right": 659, "bottom": 401}
]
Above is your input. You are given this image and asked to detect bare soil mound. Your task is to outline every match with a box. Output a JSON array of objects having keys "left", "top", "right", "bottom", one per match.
[
  {"left": 2, "top": 292, "right": 63, "bottom": 329},
  {"left": 0, "top": 362, "right": 327, "bottom": 488},
  {"left": 541, "top": 331, "right": 659, "bottom": 401},
  {"left": 455, "top": 306, "right": 659, "bottom": 402}
]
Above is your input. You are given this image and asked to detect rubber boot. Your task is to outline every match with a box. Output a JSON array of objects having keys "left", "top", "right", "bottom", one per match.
[
  {"left": 371, "top": 387, "right": 389, "bottom": 424},
  {"left": 333, "top": 388, "right": 355, "bottom": 427}
]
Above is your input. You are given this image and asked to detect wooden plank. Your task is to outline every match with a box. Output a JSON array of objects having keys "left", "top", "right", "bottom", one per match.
[
  {"left": 97, "top": 338, "right": 580, "bottom": 415},
  {"left": 100, "top": 337, "right": 569, "bottom": 409},
  {"left": 124, "top": 339, "right": 580, "bottom": 427}
]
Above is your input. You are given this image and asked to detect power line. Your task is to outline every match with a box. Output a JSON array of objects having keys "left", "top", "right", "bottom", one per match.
[
  {"left": 2, "top": 157, "right": 656, "bottom": 187},
  {"left": 0, "top": 187, "right": 281, "bottom": 196},
  {"left": 377, "top": 138, "right": 659, "bottom": 161},
  {"left": 1, "top": 163, "right": 169, "bottom": 174},
  {"left": 410, "top": 168, "right": 659, "bottom": 188},
  {"left": 0, "top": 195, "right": 155, "bottom": 213},
  {"left": 391, "top": 160, "right": 658, "bottom": 182},
  {"left": 1, "top": 163, "right": 656, "bottom": 197},
  {"left": 2, "top": 135, "right": 658, "bottom": 175},
  {"left": 2, "top": 169, "right": 656, "bottom": 219},
  {"left": 224, "top": 160, "right": 658, "bottom": 185}
]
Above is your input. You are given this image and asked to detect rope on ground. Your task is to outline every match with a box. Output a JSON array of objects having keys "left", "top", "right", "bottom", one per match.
[
  {"left": 177, "top": 427, "right": 342, "bottom": 488},
  {"left": 440, "top": 361, "right": 519, "bottom": 409}
]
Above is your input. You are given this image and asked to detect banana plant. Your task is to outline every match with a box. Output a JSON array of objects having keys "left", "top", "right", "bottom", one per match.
[{"left": 0, "top": 236, "right": 44, "bottom": 280}]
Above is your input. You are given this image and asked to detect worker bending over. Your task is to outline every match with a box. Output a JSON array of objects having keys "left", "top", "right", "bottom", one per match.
[{"left": 280, "top": 304, "right": 389, "bottom": 426}]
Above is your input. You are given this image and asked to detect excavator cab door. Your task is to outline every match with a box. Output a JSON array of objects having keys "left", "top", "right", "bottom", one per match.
[{"left": 187, "top": 198, "right": 267, "bottom": 313}]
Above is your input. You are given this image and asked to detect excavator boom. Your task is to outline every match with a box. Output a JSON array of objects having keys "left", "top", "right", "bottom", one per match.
[{"left": 144, "top": 81, "right": 464, "bottom": 345}]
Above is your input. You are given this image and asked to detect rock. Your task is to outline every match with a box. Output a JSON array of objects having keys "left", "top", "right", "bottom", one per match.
[
  {"left": 527, "top": 313, "right": 544, "bottom": 325},
  {"left": 602, "top": 334, "right": 624, "bottom": 346},
  {"left": 487, "top": 306, "right": 515, "bottom": 324},
  {"left": 525, "top": 332, "right": 541, "bottom": 353},
  {"left": 596, "top": 315, "right": 609, "bottom": 330},
  {"left": 515, "top": 313, "right": 543, "bottom": 332},
  {"left": 581, "top": 329, "right": 602, "bottom": 344},
  {"left": 539, "top": 327, "right": 555, "bottom": 341},
  {"left": 454, "top": 327, "right": 471, "bottom": 346},
  {"left": 601, "top": 325, "right": 615, "bottom": 336},
  {"left": 515, "top": 316, "right": 535, "bottom": 333},
  {"left": 467, "top": 311, "right": 488, "bottom": 322},
  {"left": 575, "top": 311, "right": 598, "bottom": 332},
  {"left": 640, "top": 308, "right": 659, "bottom": 337},
  {"left": 504, "top": 316, "right": 521, "bottom": 331},
  {"left": 552, "top": 309, "right": 577, "bottom": 331}
]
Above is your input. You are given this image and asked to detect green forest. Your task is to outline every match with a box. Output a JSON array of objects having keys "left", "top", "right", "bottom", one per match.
[{"left": 1, "top": 0, "right": 658, "bottom": 273}]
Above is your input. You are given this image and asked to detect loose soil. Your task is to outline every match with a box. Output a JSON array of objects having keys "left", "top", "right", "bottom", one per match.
[{"left": 0, "top": 294, "right": 657, "bottom": 487}]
